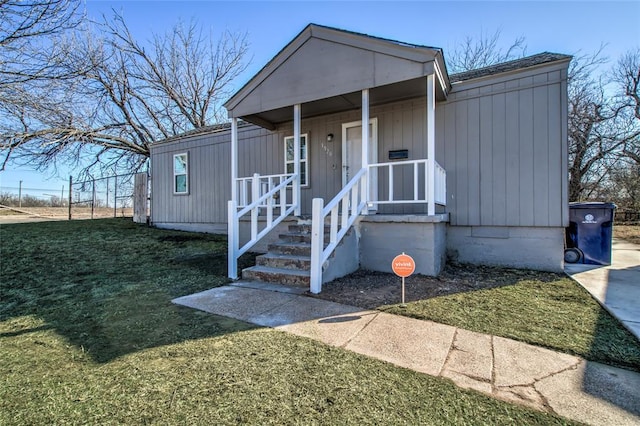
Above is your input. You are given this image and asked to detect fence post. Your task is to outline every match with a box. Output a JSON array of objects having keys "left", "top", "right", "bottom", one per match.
[
  {"left": 91, "top": 179, "right": 95, "bottom": 219},
  {"left": 133, "top": 173, "right": 148, "bottom": 223},
  {"left": 68, "top": 176, "right": 72, "bottom": 220},
  {"left": 113, "top": 175, "right": 118, "bottom": 217}
]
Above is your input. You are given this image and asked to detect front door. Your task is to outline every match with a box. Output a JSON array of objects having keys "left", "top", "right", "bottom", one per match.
[{"left": 342, "top": 118, "right": 378, "bottom": 208}]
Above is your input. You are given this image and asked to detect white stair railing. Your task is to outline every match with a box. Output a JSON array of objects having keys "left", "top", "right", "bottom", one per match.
[
  {"left": 309, "top": 168, "right": 368, "bottom": 294},
  {"left": 228, "top": 172, "right": 297, "bottom": 279}
]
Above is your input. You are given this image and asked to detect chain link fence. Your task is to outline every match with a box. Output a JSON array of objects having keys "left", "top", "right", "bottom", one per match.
[{"left": 68, "top": 173, "right": 142, "bottom": 219}]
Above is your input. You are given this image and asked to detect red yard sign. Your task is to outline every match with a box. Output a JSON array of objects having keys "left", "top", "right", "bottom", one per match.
[{"left": 392, "top": 253, "right": 415, "bottom": 278}]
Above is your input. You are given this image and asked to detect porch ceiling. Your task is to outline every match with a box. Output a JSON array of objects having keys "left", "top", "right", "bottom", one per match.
[{"left": 240, "top": 77, "right": 443, "bottom": 129}]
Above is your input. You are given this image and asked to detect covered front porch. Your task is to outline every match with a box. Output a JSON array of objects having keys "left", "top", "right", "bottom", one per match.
[{"left": 223, "top": 24, "right": 451, "bottom": 292}]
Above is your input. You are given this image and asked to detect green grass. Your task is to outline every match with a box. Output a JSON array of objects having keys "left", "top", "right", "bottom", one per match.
[
  {"left": 0, "top": 219, "right": 575, "bottom": 425},
  {"left": 382, "top": 270, "right": 640, "bottom": 372}
]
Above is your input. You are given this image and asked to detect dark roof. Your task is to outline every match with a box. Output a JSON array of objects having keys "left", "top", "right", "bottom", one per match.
[
  {"left": 309, "top": 23, "right": 441, "bottom": 51},
  {"left": 152, "top": 120, "right": 255, "bottom": 145},
  {"left": 449, "top": 52, "right": 572, "bottom": 83}
]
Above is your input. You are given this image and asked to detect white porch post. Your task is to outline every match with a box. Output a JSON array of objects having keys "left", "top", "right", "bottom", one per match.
[
  {"left": 231, "top": 117, "right": 238, "bottom": 204},
  {"left": 293, "top": 104, "right": 301, "bottom": 216},
  {"left": 361, "top": 89, "right": 370, "bottom": 215},
  {"left": 427, "top": 74, "right": 436, "bottom": 216},
  {"left": 228, "top": 117, "right": 239, "bottom": 279}
]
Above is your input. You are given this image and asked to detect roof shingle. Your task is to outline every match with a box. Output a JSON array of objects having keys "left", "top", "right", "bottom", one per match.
[{"left": 449, "top": 52, "right": 572, "bottom": 83}]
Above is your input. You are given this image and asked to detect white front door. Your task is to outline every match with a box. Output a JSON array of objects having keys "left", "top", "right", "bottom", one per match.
[{"left": 342, "top": 118, "right": 378, "bottom": 208}]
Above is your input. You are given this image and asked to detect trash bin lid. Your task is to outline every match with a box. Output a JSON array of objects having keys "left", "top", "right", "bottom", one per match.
[{"left": 569, "top": 202, "right": 617, "bottom": 209}]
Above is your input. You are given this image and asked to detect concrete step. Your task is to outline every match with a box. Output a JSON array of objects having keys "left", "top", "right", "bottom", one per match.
[
  {"left": 267, "top": 241, "right": 312, "bottom": 257},
  {"left": 256, "top": 252, "right": 311, "bottom": 270},
  {"left": 288, "top": 223, "right": 332, "bottom": 235},
  {"left": 279, "top": 232, "right": 312, "bottom": 244},
  {"left": 230, "top": 280, "right": 308, "bottom": 295},
  {"left": 242, "top": 265, "right": 310, "bottom": 287},
  {"left": 288, "top": 223, "right": 312, "bottom": 234}
]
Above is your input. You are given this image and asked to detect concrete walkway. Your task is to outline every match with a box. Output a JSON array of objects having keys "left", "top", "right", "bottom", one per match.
[
  {"left": 565, "top": 238, "right": 640, "bottom": 340},
  {"left": 173, "top": 282, "right": 640, "bottom": 426}
]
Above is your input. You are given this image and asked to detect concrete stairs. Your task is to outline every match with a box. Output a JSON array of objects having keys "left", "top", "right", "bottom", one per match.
[{"left": 242, "top": 223, "right": 324, "bottom": 288}]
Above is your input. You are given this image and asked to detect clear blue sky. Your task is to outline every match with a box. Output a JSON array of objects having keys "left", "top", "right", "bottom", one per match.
[{"left": 2, "top": 0, "right": 639, "bottom": 195}]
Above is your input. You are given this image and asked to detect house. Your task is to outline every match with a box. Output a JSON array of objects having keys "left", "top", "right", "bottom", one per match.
[{"left": 149, "top": 24, "right": 571, "bottom": 293}]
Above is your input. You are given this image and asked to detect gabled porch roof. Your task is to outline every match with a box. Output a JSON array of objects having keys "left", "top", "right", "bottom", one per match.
[{"left": 224, "top": 24, "right": 450, "bottom": 130}]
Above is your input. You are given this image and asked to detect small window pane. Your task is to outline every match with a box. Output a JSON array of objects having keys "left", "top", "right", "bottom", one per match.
[
  {"left": 300, "top": 142, "right": 307, "bottom": 160},
  {"left": 284, "top": 134, "right": 309, "bottom": 187},
  {"left": 286, "top": 139, "right": 294, "bottom": 161},
  {"left": 175, "top": 175, "right": 187, "bottom": 193},
  {"left": 174, "top": 156, "right": 187, "bottom": 174}
]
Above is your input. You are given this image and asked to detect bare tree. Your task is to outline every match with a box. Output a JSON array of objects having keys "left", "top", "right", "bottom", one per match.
[
  {"left": 447, "top": 28, "right": 527, "bottom": 73},
  {"left": 612, "top": 48, "right": 640, "bottom": 164},
  {"left": 0, "top": 0, "right": 81, "bottom": 87},
  {"left": 0, "top": 10, "right": 249, "bottom": 177},
  {"left": 566, "top": 48, "right": 626, "bottom": 201}
]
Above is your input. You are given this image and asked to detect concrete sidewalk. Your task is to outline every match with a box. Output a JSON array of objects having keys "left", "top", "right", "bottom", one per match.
[
  {"left": 565, "top": 238, "right": 640, "bottom": 340},
  {"left": 173, "top": 282, "right": 640, "bottom": 426}
]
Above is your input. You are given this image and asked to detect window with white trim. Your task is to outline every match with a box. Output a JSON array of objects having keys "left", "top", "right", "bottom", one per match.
[
  {"left": 284, "top": 134, "right": 308, "bottom": 187},
  {"left": 173, "top": 153, "right": 189, "bottom": 194}
]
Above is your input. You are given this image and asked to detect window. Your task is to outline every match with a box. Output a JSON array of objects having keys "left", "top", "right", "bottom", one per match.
[
  {"left": 173, "top": 153, "right": 188, "bottom": 194},
  {"left": 284, "top": 134, "right": 308, "bottom": 187}
]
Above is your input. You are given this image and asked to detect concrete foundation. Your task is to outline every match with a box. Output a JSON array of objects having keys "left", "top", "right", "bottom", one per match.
[
  {"left": 323, "top": 227, "right": 360, "bottom": 283},
  {"left": 357, "top": 214, "right": 449, "bottom": 276},
  {"left": 153, "top": 222, "right": 227, "bottom": 234},
  {"left": 153, "top": 218, "right": 297, "bottom": 254},
  {"left": 446, "top": 226, "right": 565, "bottom": 272}
]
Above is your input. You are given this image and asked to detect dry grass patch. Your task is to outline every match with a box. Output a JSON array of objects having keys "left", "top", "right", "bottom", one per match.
[{"left": 614, "top": 224, "right": 640, "bottom": 244}]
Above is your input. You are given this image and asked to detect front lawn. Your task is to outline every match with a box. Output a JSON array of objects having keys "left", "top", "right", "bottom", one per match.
[
  {"left": 381, "top": 270, "right": 640, "bottom": 372},
  {"left": 0, "top": 219, "right": 573, "bottom": 425}
]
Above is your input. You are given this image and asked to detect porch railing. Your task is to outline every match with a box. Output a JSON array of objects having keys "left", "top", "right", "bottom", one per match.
[
  {"left": 228, "top": 172, "right": 298, "bottom": 279},
  {"left": 309, "top": 168, "right": 368, "bottom": 294},
  {"left": 235, "top": 173, "right": 295, "bottom": 208},
  {"left": 367, "top": 159, "right": 447, "bottom": 206}
]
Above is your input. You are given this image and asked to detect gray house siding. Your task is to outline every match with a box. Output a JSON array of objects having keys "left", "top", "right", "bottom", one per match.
[
  {"left": 151, "top": 130, "right": 230, "bottom": 232},
  {"left": 151, "top": 96, "right": 437, "bottom": 229},
  {"left": 438, "top": 62, "right": 569, "bottom": 271},
  {"left": 438, "top": 63, "right": 569, "bottom": 228},
  {"left": 150, "top": 60, "right": 569, "bottom": 271}
]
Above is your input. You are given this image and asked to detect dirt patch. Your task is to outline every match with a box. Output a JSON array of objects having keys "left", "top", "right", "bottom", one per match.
[
  {"left": 0, "top": 206, "right": 132, "bottom": 221},
  {"left": 310, "top": 264, "right": 563, "bottom": 310}
]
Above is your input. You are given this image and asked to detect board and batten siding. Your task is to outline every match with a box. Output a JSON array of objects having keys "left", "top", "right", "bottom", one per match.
[
  {"left": 437, "top": 63, "right": 569, "bottom": 228},
  {"left": 150, "top": 125, "right": 277, "bottom": 228},
  {"left": 150, "top": 95, "right": 439, "bottom": 226}
]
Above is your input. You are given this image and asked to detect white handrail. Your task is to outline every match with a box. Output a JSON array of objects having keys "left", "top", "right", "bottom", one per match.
[
  {"left": 367, "top": 159, "right": 446, "bottom": 206},
  {"left": 235, "top": 173, "right": 294, "bottom": 208},
  {"left": 228, "top": 173, "right": 298, "bottom": 279},
  {"left": 309, "top": 168, "right": 368, "bottom": 294}
]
